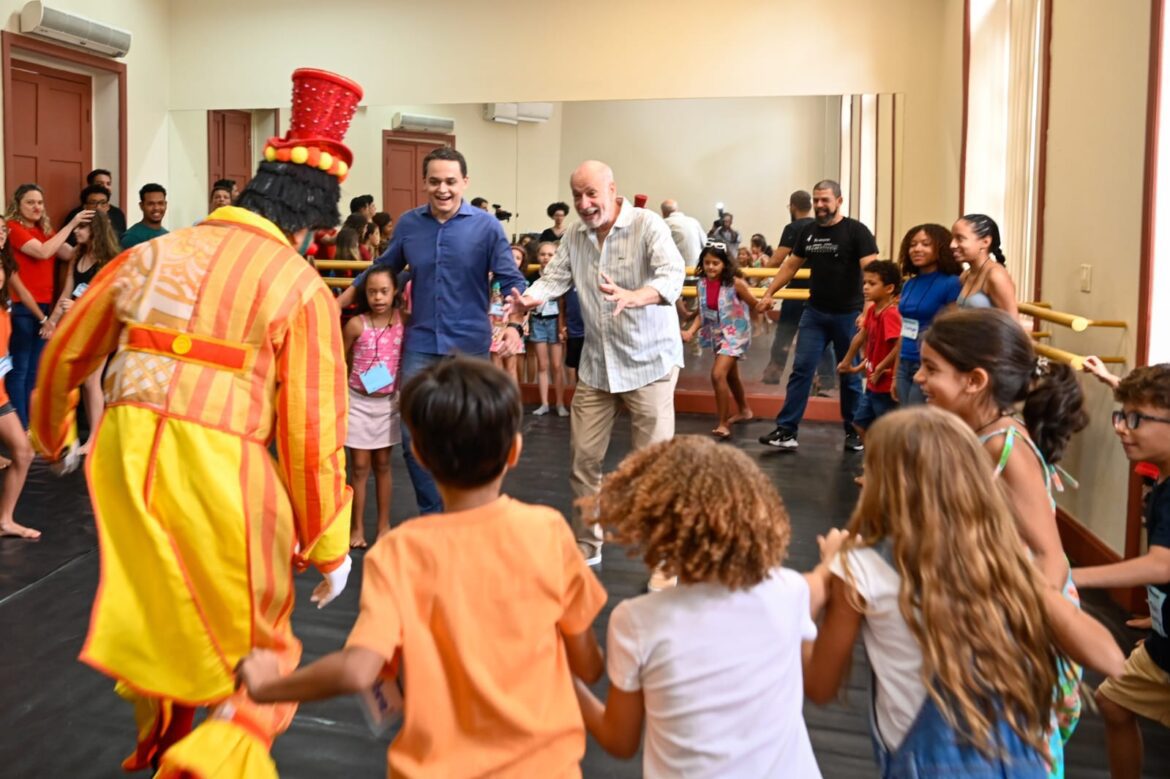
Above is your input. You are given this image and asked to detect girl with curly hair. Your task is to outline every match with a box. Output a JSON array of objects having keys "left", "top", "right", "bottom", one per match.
[
  {"left": 681, "top": 243, "right": 756, "bottom": 438},
  {"left": 572, "top": 435, "right": 829, "bottom": 777},
  {"left": 805, "top": 407, "right": 1123, "bottom": 778},
  {"left": 916, "top": 308, "right": 1092, "bottom": 773}
]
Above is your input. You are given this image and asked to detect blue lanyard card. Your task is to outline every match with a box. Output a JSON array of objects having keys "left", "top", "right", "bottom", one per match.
[{"left": 359, "top": 361, "right": 393, "bottom": 394}]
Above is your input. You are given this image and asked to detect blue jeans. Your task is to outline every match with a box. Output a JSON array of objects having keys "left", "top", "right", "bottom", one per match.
[
  {"left": 769, "top": 311, "right": 836, "bottom": 387},
  {"left": 896, "top": 358, "right": 926, "bottom": 406},
  {"left": 398, "top": 350, "right": 489, "bottom": 514},
  {"left": 775, "top": 306, "right": 861, "bottom": 434},
  {"left": 7, "top": 305, "right": 48, "bottom": 428}
]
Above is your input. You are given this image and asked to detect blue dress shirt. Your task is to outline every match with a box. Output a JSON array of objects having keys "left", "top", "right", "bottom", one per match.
[{"left": 357, "top": 200, "right": 527, "bottom": 355}]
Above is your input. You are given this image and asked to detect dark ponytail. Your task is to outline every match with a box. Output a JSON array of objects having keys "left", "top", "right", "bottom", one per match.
[
  {"left": 922, "top": 309, "right": 1087, "bottom": 463},
  {"left": 961, "top": 213, "right": 1005, "bottom": 265}
]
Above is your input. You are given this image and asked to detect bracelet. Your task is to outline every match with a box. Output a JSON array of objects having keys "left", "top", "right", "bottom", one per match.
[
  {"left": 39, "top": 316, "right": 48, "bottom": 325},
  {"left": 506, "top": 322, "right": 524, "bottom": 337}
]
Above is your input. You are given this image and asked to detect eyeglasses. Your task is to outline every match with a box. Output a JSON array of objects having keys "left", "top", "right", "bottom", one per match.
[
  {"left": 704, "top": 241, "right": 727, "bottom": 251},
  {"left": 84, "top": 200, "right": 109, "bottom": 208},
  {"left": 1112, "top": 410, "right": 1170, "bottom": 430}
]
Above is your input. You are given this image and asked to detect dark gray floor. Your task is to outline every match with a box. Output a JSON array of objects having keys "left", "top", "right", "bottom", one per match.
[{"left": 0, "top": 414, "right": 1166, "bottom": 777}]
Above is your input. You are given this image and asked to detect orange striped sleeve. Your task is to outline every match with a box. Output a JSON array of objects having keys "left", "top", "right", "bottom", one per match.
[
  {"left": 30, "top": 253, "right": 133, "bottom": 460},
  {"left": 276, "top": 277, "right": 351, "bottom": 570}
]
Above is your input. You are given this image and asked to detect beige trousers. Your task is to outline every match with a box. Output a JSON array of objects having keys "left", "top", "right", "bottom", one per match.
[{"left": 569, "top": 367, "right": 679, "bottom": 551}]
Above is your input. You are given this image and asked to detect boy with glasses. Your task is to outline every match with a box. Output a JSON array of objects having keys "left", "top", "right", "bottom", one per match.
[{"left": 1073, "top": 363, "right": 1170, "bottom": 779}]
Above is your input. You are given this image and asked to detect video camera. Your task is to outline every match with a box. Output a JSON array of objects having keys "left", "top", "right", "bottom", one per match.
[{"left": 492, "top": 204, "right": 513, "bottom": 222}]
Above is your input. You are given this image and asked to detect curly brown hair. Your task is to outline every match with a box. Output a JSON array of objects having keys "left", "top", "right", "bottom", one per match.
[
  {"left": 580, "top": 436, "right": 791, "bottom": 589},
  {"left": 1116, "top": 364, "right": 1170, "bottom": 412},
  {"left": 897, "top": 223, "right": 961, "bottom": 277}
]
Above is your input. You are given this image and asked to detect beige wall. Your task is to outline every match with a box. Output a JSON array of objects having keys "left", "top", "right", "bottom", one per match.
[
  {"left": 1041, "top": 0, "right": 1151, "bottom": 553},
  {"left": 553, "top": 96, "right": 840, "bottom": 244},
  {"left": 0, "top": 0, "right": 171, "bottom": 219},
  {"left": 163, "top": 0, "right": 962, "bottom": 242}
]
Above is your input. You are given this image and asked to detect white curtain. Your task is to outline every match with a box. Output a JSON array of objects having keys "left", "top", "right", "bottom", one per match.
[{"left": 964, "top": 0, "right": 1046, "bottom": 301}]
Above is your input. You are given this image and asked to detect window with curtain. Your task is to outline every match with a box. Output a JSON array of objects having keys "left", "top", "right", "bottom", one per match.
[{"left": 964, "top": 0, "right": 1047, "bottom": 301}]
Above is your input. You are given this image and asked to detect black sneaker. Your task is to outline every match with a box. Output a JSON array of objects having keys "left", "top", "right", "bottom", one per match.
[
  {"left": 759, "top": 427, "right": 799, "bottom": 449},
  {"left": 844, "top": 432, "right": 864, "bottom": 452}
]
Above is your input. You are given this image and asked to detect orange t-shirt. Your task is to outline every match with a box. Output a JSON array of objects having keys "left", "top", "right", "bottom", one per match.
[{"left": 346, "top": 495, "right": 607, "bottom": 779}]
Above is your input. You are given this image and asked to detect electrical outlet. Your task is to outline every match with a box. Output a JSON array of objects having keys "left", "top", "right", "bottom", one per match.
[{"left": 1080, "top": 264, "right": 1092, "bottom": 293}]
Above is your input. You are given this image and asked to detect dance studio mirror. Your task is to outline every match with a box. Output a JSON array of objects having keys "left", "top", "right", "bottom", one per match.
[{"left": 167, "top": 94, "right": 903, "bottom": 398}]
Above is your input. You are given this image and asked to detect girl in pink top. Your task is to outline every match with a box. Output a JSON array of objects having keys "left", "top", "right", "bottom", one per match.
[{"left": 343, "top": 266, "right": 405, "bottom": 548}]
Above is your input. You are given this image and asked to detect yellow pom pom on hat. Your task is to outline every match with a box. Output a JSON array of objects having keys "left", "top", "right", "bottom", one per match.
[{"left": 262, "top": 68, "right": 362, "bottom": 179}]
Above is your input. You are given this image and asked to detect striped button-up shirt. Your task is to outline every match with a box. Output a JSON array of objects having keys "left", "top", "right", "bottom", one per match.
[{"left": 527, "top": 198, "right": 684, "bottom": 393}]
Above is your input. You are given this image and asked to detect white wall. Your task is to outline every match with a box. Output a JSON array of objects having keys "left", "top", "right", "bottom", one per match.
[
  {"left": 0, "top": 0, "right": 171, "bottom": 218},
  {"left": 1041, "top": 0, "right": 1151, "bottom": 553},
  {"left": 553, "top": 96, "right": 839, "bottom": 245}
]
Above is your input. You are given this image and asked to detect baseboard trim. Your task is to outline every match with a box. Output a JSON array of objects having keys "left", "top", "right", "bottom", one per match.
[{"left": 1057, "top": 508, "right": 1146, "bottom": 613}]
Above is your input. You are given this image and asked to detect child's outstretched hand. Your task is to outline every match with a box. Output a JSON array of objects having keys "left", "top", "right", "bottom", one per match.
[
  {"left": 1081, "top": 356, "right": 1120, "bottom": 389},
  {"left": 681, "top": 329, "right": 693, "bottom": 343},
  {"left": 236, "top": 649, "right": 280, "bottom": 701},
  {"left": 817, "top": 528, "right": 849, "bottom": 564}
]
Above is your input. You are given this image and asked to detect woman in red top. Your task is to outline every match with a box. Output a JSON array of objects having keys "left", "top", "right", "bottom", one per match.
[{"left": 4, "top": 184, "right": 92, "bottom": 426}]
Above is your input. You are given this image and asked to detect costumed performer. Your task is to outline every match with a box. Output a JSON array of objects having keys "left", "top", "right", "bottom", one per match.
[{"left": 29, "top": 68, "right": 363, "bottom": 778}]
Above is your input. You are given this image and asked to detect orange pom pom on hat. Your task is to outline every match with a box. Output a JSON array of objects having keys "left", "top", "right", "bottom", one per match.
[{"left": 263, "top": 68, "right": 363, "bottom": 180}]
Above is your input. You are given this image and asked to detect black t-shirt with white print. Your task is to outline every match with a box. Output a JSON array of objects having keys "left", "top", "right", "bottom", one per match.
[{"left": 792, "top": 217, "right": 879, "bottom": 313}]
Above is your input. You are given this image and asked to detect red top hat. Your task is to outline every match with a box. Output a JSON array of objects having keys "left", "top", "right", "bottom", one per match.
[{"left": 264, "top": 68, "right": 363, "bottom": 179}]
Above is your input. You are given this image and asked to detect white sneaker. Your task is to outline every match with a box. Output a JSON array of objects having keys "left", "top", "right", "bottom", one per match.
[
  {"left": 532, "top": 405, "right": 550, "bottom": 416},
  {"left": 556, "top": 405, "right": 569, "bottom": 417}
]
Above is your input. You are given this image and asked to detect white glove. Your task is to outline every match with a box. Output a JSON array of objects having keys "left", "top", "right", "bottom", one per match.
[
  {"left": 310, "top": 554, "right": 352, "bottom": 609},
  {"left": 50, "top": 440, "right": 82, "bottom": 476}
]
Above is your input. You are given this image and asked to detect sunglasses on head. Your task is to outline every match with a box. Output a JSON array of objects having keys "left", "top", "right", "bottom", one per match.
[{"left": 704, "top": 241, "right": 727, "bottom": 251}]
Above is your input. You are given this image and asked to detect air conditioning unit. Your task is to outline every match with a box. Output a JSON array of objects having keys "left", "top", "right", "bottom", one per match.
[
  {"left": 483, "top": 103, "right": 518, "bottom": 125},
  {"left": 516, "top": 102, "right": 554, "bottom": 123},
  {"left": 20, "top": 2, "right": 131, "bottom": 58},
  {"left": 391, "top": 113, "right": 455, "bottom": 133}
]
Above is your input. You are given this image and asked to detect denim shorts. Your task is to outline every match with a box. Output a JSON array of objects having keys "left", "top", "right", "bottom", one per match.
[
  {"left": 853, "top": 390, "right": 897, "bottom": 430},
  {"left": 529, "top": 315, "right": 560, "bottom": 344}
]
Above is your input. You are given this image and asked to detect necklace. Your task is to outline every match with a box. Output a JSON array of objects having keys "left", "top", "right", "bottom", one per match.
[{"left": 974, "top": 411, "right": 1008, "bottom": 434}]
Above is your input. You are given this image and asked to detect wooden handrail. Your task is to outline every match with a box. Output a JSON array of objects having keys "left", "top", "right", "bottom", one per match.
[
  {"left": 1032, "top": 342, "right": 1125, "bottom": 370},
  {"left": 315, "top": 259, "right": 372, "bottom": 271},
  {"left": 522, "top": 264, "right": 811, "bottom": 280},
  {"left": 681, "top": 286, "right": 808, "bottom": 301},
  {"left": 1018, "top": 302, "right": 1127, "bottom": 332}
]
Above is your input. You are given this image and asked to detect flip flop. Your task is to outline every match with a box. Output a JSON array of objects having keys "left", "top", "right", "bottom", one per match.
[
  {"left": 711, "top": 428, "right": 732, "bottom": 440},
  {"left": 349, "top": 537, "right": 369, "bottom": 549}
]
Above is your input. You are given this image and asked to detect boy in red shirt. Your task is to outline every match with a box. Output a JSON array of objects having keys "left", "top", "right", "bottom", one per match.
[
  {"left": 238, "top": 357, "right": 606, "bottom": 778},
  {"left": 838, "top": 260, "right": 902, "bottom": 440}
]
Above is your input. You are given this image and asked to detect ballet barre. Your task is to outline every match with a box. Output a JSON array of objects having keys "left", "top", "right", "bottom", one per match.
[
  {"left": 681, "top": 286, "right": 809, "bottom": 301},
  {"left": 1032, "top": 342, "right": 1125, "bottom": 371},
  {"left": 315, "top": 259, "right": 372, "bottom": 271},
  {"left": 1017, "top": 302, "right": 1127, "bottom": 333}
]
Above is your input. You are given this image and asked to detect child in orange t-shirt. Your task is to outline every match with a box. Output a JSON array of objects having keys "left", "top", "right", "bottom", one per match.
[{"left": 239, "top": 357, "right": 607, "bottom": 778}]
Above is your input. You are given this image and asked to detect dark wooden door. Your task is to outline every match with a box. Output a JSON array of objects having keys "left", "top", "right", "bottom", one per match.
[
  {"left": 6, "top": 60, "right": 92, "bottom": 230},
  {"left": 382, "top": 131, "right": 454, "bottom": 220},
  {"left": 208, "top": 110, "right": 252, "bottom": 194}
]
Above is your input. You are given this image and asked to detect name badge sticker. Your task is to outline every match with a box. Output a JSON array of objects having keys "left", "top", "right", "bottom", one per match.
[
  {"left": 359, "top": 361, "right": 393, "bottom": 394},
  {"left": 1149, "top": 587, "right": 1167, "bottom": 638},
  {"left": 0, "top": 355, "right": 11, "bottom": 378},
  {"left": 72, "top": 282, "right": 90, "bottom": 299},
  {"left": 901, "top": 318, "right": 920, "bottom": 340}
]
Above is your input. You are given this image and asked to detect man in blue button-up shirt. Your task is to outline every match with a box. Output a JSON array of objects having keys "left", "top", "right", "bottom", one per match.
[{"left": 338, "top": 147, "right": 527, "bottom": 514}]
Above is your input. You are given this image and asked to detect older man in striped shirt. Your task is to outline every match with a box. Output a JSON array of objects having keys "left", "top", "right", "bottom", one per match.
[{"left": 514, "top": 160, "right": 685, "bottom": 589}]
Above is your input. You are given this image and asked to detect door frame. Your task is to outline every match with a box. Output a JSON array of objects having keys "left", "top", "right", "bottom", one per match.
[
  {"left": 381, "top": 129, "right": 456, "bottom": 216},
  {"left": 1, "top": 31, "right": 127, "bottom": 208}
]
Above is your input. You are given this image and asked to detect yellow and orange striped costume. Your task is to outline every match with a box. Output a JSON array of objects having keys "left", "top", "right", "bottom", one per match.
[{"left": 30, "top": 206, "right": 352, "bottom": 777}]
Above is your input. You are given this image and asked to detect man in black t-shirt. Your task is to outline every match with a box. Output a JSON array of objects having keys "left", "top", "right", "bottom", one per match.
[
  {"left": 762, "top": 190, "right": 836, "bottom": 388},
  {"left": 756, "top": 180, "right": 877, "bottom": 451}
]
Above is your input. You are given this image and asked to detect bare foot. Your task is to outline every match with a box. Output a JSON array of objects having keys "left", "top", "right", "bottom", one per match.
[
  {"left": 727, "top": 409, "right": 754, "bottom": 425},
  {"left": 349, "top": 531, "right": 368, "bottom": 549},
  {"left": 711, "top": 426, "right": 731, "bottom": 439},
  {"left": 1, "top": 521, "right": 41, "bottom": 539}
]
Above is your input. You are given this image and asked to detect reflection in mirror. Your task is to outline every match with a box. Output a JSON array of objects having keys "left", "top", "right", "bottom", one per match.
[{"left": 167, "top": 94, "right": 902, "bottom": 404}]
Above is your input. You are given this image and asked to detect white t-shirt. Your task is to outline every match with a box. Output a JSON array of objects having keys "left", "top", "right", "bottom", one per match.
[
  {"left": 607, "top": 568, "right": 821, "bottom": 778},
  {"left": 828, "top": 546, "right": 927, "bottom": 751}
]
